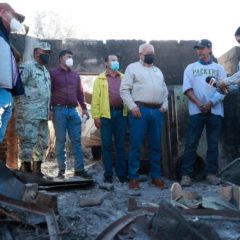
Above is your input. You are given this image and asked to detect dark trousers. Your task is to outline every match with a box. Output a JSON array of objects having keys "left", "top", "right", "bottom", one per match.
[
  {"left": 101, "top": 109, "right": 127, "bottom": 178},
  {"left": 181, "top": 113, "right": 222, "bottom": 176}
]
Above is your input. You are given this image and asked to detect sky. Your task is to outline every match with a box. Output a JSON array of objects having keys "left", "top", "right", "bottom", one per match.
[{"left": 5, "top": 0, "right": 240, "bottom": 57}]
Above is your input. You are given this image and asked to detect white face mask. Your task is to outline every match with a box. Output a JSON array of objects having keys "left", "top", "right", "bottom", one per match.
[
  {"left": 10, "top": 18, "right": 22, "bottom": 32},
  {"left": 65, "top": 58, "right": 73, "bottom": 67}
]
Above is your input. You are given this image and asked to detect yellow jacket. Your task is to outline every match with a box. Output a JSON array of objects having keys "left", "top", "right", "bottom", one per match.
[{"left": 91, "top": 71, "right": 128, "bottom": 119}]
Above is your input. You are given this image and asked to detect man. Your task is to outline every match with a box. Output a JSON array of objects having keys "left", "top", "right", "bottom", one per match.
[
  {"left": 0, "top": 3, "right": 25, "bottom": 143},
  {"left": 218, "top": 27, "right": 240, "bottom": 89},
  {"left": 91, "top": 55, "right": 128, "bottom": 183},
  {"left": 120, "top": 43, "right": 168, "bottom": 190},
  {"left": 180, "top": 39, "right": 227, "bottom": 186},
  {"left": 16, "top": 42, "right": 52, "bottom": 176},
  {"left": 50, "top": 50, "right": 91, "bottom": 179}
]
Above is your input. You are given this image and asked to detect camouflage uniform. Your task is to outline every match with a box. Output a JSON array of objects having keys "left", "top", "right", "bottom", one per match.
[{"left": 15, "top": 42, "right": 51, "bottom": 163}]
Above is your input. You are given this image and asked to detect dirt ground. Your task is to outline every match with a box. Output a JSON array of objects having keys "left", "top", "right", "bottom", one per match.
[{"left": 40, "top": 151, "right": 240, "bottom": 240}]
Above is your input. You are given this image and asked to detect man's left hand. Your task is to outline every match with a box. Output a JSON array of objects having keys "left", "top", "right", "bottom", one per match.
[{"left": 201, "top": 102, "right": 213, "bottom": 113}]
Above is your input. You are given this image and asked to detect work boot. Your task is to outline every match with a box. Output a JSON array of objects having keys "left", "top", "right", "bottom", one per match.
[
  {"left": 151, "top": 179, "right": 168, "bottom": 189},
  {"left": 19, "top": 162, "right": 31, "bottom": 173},
  {"left": 117, "top": 176, "right": 128, "bottom": 183},
  {"left": 32, "top": 161, "right": 44, "bottom": 177},
  {"left": 57, "top": 170, "right": 65, "bottom": 179},
  {"left": 74, "top": 169, "right": 92, "bottom": 179},
  {"left": 128, "top": 179, "right": 140, "bottom": 190},
  {"left": 206, "top": 174, "right": 221, "bottom": 185},
  {"left": 180, "top": 175, "right": 192, "bottom": 187},
  {"left": 104, "top": 175, "right": 113, "bottom": 183}
]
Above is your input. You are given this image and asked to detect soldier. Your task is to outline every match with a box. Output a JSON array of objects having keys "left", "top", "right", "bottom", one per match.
[{"left": 15, "top": 42, "right": 52, "bottom": 176}]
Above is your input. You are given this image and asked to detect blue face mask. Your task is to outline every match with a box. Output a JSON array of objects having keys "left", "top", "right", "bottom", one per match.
[{"left": 110, "top": 61, "right": 120, "bottom": 71}]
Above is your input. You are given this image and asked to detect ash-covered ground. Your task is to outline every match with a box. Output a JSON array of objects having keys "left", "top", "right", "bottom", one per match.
[{"left": 40, "top": 151, "right": 240, "bottom": 240}]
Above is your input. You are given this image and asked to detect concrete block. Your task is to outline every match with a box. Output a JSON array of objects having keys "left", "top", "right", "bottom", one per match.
[
  {"left": 36, "top": 190, "right": 58, "bottom": 213},
  {"left": 232, "top": 185, "right": 240, "bottom": 209},
  {"left": 79, "top": 194, "right": 107, "bottom": 207},
  {"left": 218, "top": 185, "right": 233, "bottom": 202},
  {"left": 22, "top": 183, "right": 38, "bottom": 202},
  {"left": 99, "top": 183, "right": 114, "bottom": 191}
]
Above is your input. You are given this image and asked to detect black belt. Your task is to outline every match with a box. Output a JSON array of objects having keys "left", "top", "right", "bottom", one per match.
[
  {"left": 110, "top": 105, "right": 123, "bottom": 110},
  {"left": 135, "top": 101, "right": 162, "bottom": 109},
  {"left": 54, "top": 104, "right": 76, "bottom": 108}
]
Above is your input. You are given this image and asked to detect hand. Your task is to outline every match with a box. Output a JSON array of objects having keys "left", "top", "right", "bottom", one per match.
[
  {"left": 219, "top": 80, "right": 228, "bottom": 94},
  {"left": 197, "top": 102, "right": 204, "bottom": 111},
  {"left": 49, "top": 111, "right": 54, "bottom": 121},
  {"left": 160, "top": 107, "right": 166, "bottom": 112},
  {"left": 201, "top": 102, "right": 213, "bottom": 114},
  {"left": 94, "top": 119, "right": 101, "bottom": 129},
  {"left": 82, "top": 110, "right": 89, "bottom": 119},
  {"left": 131, "top": 106, "right": 141, "bottom": 118}
]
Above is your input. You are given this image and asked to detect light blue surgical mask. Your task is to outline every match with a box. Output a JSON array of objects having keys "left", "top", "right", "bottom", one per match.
[{"left": 110, "top": 61, "right": 120, "bottom": 71}]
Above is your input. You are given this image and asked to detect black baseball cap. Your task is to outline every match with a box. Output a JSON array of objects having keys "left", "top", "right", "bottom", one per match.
[{"left": 194, "top": 39, "right": 212, "bottom": 49}]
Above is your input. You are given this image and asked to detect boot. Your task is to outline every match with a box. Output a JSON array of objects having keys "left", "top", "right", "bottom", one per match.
[
  {"left": 32, "top": 161, "right": 44, "bottom": 177},
  {"left": 20, "top": 162, "right": 31, "bottom": 173}
]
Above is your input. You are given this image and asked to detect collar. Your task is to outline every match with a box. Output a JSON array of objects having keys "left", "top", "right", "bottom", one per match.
[
  {"left": 106, "top": 68, "right": 120, "bottom": 77},
  {"left": 198, "top": 59, "right": 213, "bottom": 65},
  {"left": 139, "top": 59, "right": 154, "bottom": 67},
  {"left": 33, "top": 60, "right": 45, "bottom": 69},
  {"left": 59, "top": 64, "right": 71, "bottom": 72}
]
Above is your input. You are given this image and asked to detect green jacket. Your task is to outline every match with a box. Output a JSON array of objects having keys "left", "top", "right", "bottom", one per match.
[{"left": 91, "top": 71, "right": 128, "bottom": 119}]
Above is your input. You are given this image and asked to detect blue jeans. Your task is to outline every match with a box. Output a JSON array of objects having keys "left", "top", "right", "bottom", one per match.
[
  {"left": 0, "top": 88, "right": 12, "bottom": 143},
  {"left": 128, "top": 106, "right": 164, "bottom": 179},
  {"left": 181, "top": 113, "right": 222, "bottom": 176},
  {"left": 53, "top": 106, "right": 84, "bottom": 171},
  {"left": 101, "top": 109, "right": 127, "bottom": 178}
]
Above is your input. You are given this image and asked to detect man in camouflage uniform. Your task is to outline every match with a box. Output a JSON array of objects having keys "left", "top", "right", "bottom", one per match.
[{"left": 15, "top": 42, "right": 52, "bottom": 176}]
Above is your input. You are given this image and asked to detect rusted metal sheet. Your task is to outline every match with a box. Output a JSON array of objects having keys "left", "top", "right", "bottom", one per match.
[
  {"left": 128, "top": 197, "right": 240, "bottom": 219},
  {"left": 13, "top": 170, "right": 95, "bottom": 190},
  {"left": 0, "top": 194, "right": 61, "bottom": 240},
  {"left": 95, "top": 212, "right": 147, "bottom": 240},
  {"left": 217, "top": 158, "right": 240, "bottom": 185},
  {"left": 0, "top": 162, "right": 25, "bottom": 200}
]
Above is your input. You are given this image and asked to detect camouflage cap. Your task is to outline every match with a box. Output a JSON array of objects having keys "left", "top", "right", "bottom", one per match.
[{"left": 34, "top": 42, "right": 52, "bottom": 51}]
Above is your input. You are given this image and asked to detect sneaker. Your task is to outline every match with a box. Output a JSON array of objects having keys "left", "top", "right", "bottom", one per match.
[
  {"left": 180, "top": 175, "right": 192, "bottom": 186},
  {"left": 74, "top": 169, "right": 92, "bottom": 179},
  {"left": 151, "top": 179, "right": 167, "bottom": 189},
  {"left": 57, "top": 170, "right": 65, "bottom": 179},
  {"left": 117, "top": 176, "right": 128, "bottom": 183},
  {"left": 104, "top": 176, "right": 113, "bottom": 183},
  {"left": 206, "top": 174, "right": 221, "bottom": 185},
  {"left": 128, "top": 179, "right": 140, "bottom": 190}
]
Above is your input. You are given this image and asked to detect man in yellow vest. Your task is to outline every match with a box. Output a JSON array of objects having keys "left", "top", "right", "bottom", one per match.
[{"left": 91, "top": 55, "right": 128, "bottom": 184}]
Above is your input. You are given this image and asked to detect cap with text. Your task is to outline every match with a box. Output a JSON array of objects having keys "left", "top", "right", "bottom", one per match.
[{"left": 194, "top": 39, "right": 212, "bottom": 49}]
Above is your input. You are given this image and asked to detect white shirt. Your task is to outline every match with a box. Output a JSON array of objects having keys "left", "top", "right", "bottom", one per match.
[
  {"left": 183, "top": 61, "right": 227, "bottom": 117},
  {"left": 120, "top": 61, "right": 168, "bottom": 110}
]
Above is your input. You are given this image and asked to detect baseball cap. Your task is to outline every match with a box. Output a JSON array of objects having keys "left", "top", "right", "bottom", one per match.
[
  {"left": 194, "top": 39, "right": 212, "bottom": 49},
  {"left": 0, "top": 3, "right": 25, "bottom": 23},
  {"left": 34, "top": 42, "right": 52, "bottom": 51}
]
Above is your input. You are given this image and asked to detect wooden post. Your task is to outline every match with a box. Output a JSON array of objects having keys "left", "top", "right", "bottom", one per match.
[{"left": 6, "top": 109, "right": 18, "bottom": 169}]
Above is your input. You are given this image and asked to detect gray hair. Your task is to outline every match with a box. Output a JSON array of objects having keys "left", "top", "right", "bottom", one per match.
[{"left": 139, "top": 43, "right": 154, "bottom": 53}]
